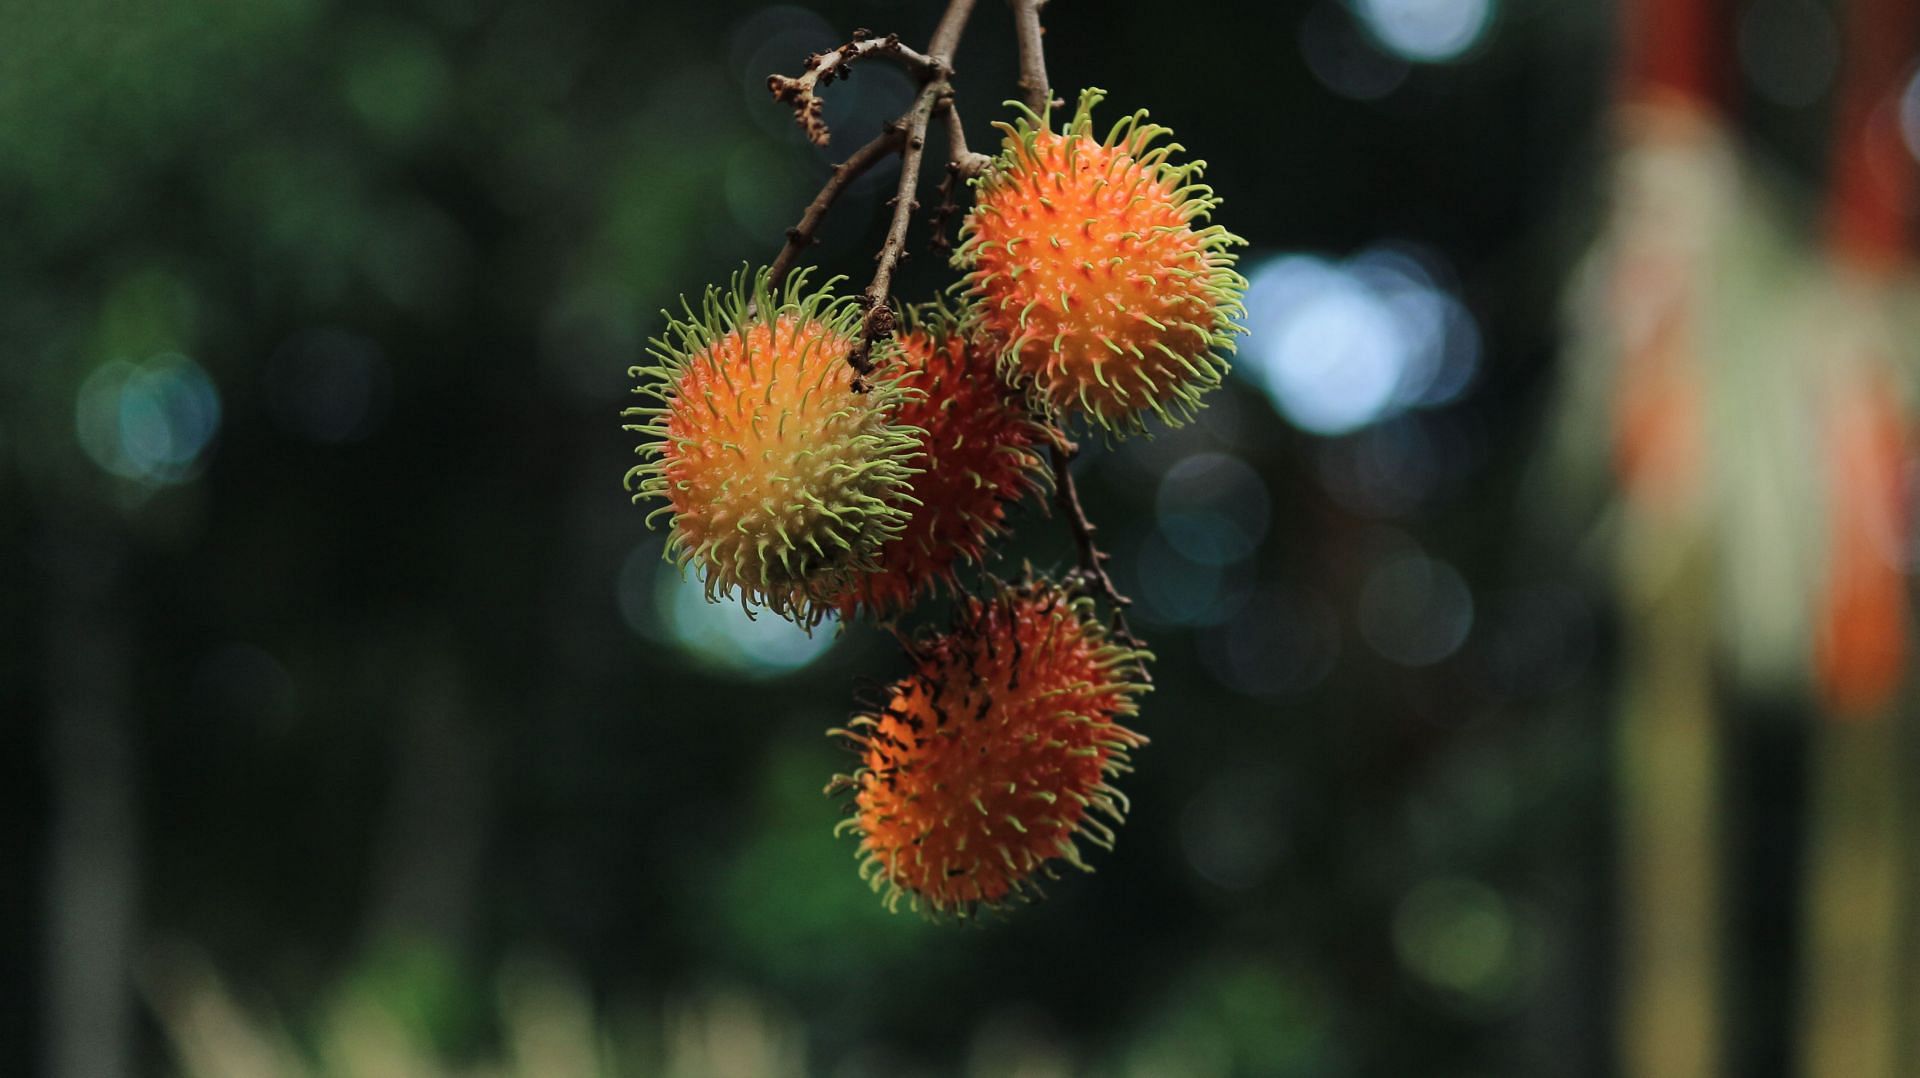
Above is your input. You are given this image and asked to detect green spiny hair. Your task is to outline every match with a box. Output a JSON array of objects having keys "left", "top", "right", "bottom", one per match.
[{"left": 623, "top": 266, "right": 925, "bottom": 628}]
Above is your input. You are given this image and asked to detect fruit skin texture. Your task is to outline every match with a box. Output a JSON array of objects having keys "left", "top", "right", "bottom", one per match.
[
  {"left": 623, "top": 268, "right": 922, "bottom": 626},
  {"left": 833, "top": 312, "right": 1050, "bottom": 620},
  {"left": 831, "top": 576, "right": 1150, "bottom": 916},
  {"left": 955, "top": 87, "right": 1247, "bottom": 433}
]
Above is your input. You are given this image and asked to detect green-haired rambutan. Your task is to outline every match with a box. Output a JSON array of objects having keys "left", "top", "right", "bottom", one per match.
[
  {"left": 832, "top": 307, "right": 1051, "bottom": 620},
  {"left": 623, "top": 268, "right": 923, "bottom": 626},
  {"left": 828, "top": 575, "right": 1150, "bottom": 916},
  {"left": 954, "top": 87, "right": 1247, "bottom": 433}
]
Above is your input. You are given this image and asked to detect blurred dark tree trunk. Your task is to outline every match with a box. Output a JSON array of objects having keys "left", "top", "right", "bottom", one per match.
[
  {"left": 1724, "top": 694, "right": 1807, "bottom": 1078},
  {"left": 41, "top": 527, "right": 138, "bottom": 1078},
  {"left": 361, "top": 642, "right": 490, "bottom": 954}
]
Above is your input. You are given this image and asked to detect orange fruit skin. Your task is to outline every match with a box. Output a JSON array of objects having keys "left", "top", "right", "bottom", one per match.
[
  {"left": 836, "top": 579, "right": 1148, "bottom": 915},
  {"left": 956, "top": 90, "right": 1244, "bottom": 432},
  {"left": 833, "top": 329, "right": 1047, "bottom": 619}
]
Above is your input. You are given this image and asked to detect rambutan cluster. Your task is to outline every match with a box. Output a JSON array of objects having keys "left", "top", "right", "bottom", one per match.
[{"left": 625, "top": 75, "right": 1243, "bottom": 916}]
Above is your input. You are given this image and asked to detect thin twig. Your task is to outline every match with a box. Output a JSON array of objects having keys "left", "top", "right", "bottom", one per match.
[
  {"left": 848, "top": 0, "right": 982, "bottom": 374},
  {"left": 928, "top": 95, "right": 992, "bottom": 254},
  {"left": 768, "top": 127, "right": 906, "bottom": 291},
  {"left": 769, "top": 31, "right": 939, "bottom": 146},
  {"left": 1047, "top": 435, "right": 1151, "bottom": 682},
  {"left": 940, "top": 94, "right": 991, "bottom": 175},
  {"left": 849, "top": 81, "right": 942, "bottom": 374},
  {"left": 1011, "top": 0, "right": 1051, "bottom": 115}
]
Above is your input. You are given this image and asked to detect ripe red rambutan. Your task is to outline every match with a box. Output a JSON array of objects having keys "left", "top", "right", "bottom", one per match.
[
  {"left": 623, "top": 268, "right": 923, "bottom": 626},
  {"left": 832, "top": 309, "right": 1050, "bottom": 619},
  {"left": 829, "top": 576, "right": 1150, "bottom": 916},
  {"left": 955, "top": 87, "right": 1247, "bottom": 433}
]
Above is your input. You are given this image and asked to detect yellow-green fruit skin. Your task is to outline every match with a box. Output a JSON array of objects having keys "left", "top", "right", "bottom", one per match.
[{"left": 623, "top": 269, "right": 922, "bottom": 626}]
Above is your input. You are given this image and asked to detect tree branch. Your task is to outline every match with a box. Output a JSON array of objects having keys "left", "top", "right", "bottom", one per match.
[
  {"left": 848, "top": 81, "right": 942, "bottom": 374},
  {"left": 1047, "top": 434, "right": 1151, "bottom": 682},
  {"left": 928, "top": 95, "right": 992, "bottom": 256},
  {"left": 767, "top": 127, "right": 906, "bottom": 291},
  {"left": 1011, "top": 0, "right": 1052, "bottom": 115},
  {"left": 940, "top": 94, "right": 991, "bottom": 175},
  {"left": 926, "top": 0, "right": 983, "bottom": 71},
  {"left": 768, "top": 31, "right": 939, "bottom": 146},
  {"left": 847, "top": 0, "right": 982, "bottom": 375}
]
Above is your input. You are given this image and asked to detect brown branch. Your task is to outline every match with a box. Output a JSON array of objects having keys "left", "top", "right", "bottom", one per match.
[
  {"left": 928, "top": 97, "right": 991, "bottom": 256},
  {"left": 767, "top": 127, "right": 906, "bottom": 291},
  {"left": 1011, "top": 0, "right": 1052, "bottom": 116},
  {"left": 846, "top": 0, "right": 982, "bottom": 375},
  {"left": 925, "top": 0, "right": 982, "bottom": 73},
  {"left": 768, "top": 31, "right": 939, "bottom": 146},
  {"left": 940, "top": 94, "right": 991, "bottom": 176},
  {"left": 1046, "top": 432, "right": 1150, "bottom": 682},
  {"left": 848, "top": 81, "right": 942, "bottom": 374}
]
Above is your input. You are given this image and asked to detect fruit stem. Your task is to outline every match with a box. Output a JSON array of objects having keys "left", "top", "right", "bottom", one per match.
[
  {"left": 1046, "top": 431, "right": 1152, "bottom": 684},
  {"left": 928, "top": 94, "right": 992, "bottom": 256},
  {"left": 1011, "top": 0, "right": 1052, "bottom": 116},
  {"left": 852, "top": 77, "right": 948, "bottom": 375}
]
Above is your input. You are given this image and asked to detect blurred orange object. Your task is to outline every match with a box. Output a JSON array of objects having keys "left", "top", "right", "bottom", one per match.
[
  {"left": 1609, "top": 305, "right": 1704, "bottom": 514},
  {"left": 1813, "top": 370, "right": 1911, "bottom": 718}
]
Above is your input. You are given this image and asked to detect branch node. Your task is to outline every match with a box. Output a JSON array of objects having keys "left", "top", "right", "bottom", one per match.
[{"left": 768, "top": 32, "right": 941, "bottom": 145}]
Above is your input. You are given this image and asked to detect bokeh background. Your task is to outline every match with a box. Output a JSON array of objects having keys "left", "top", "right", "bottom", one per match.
[{"left": 7, "top": 0, "right": 1920, "bottom": 1074}]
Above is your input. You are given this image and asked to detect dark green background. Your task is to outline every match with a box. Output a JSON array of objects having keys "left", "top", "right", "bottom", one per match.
[{"left": 1, "top": 0, "right": 1856, "bottom": 1073}]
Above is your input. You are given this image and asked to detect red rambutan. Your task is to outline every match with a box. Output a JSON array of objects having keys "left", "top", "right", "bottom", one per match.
[
  {"left": 829, "top": 576, "right": 1150, "bottom": 916},
  {"left": 833, "top": 310, "right": 1050, "bottom": 619}
]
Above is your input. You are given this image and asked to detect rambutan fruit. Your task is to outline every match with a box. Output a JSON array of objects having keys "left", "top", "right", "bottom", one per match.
[
  {"left": 955, "top": 87, "right": 1247, "bottom": 433},
  {"left": 832, "top": 308, "right": 1050, "bottom": 620},
  {"left": 623, "top": 268, "right": 923, "bottom": 626},
  {"left": 829, "top": 576, "right": 1150, "bottom": 916}
]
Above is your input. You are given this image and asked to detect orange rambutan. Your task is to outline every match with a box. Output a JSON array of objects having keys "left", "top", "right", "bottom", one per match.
[
  {"left": 623, "top": 268, "right": 923, "bottom": 626},
  {"left": 955, "top": 87, "right": 1247, "bottom": 433},
  {"left": 832, "top": 309, "right": 1050, "bottom": 619},
  {"left": 829, "top": 576, "right": 1151, "bottom": 916}
]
